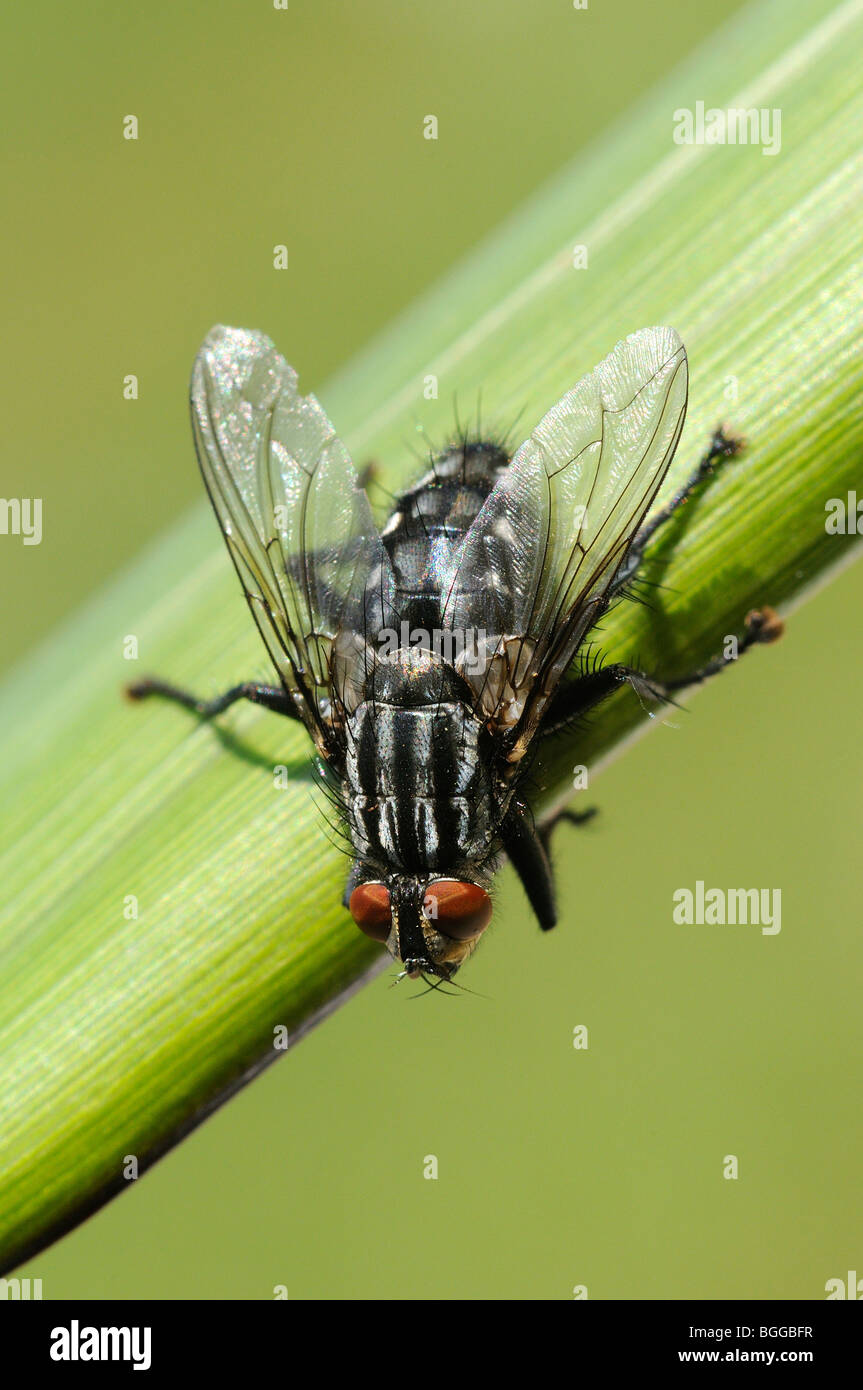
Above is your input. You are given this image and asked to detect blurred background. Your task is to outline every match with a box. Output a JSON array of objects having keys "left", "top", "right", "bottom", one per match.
[{"left": 5, "top": 0, "right": 862, "bottom": 1298}]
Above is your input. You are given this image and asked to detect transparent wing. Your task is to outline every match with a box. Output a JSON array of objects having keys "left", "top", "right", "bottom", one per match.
[
  {"left": 191, "top": 324, "right": 395, "bottom": 750},
  {"left": 442, "top": 327, "right": 688, "bottom": 754}
]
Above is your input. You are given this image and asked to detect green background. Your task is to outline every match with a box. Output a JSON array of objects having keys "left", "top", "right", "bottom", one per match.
[{"left": 5, "top": 0, "right": 862, "bottom": 1299}]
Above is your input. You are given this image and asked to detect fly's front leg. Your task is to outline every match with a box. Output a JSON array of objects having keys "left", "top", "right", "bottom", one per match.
[
  {"left": 539, "top": 807, "right": 598, "bottom": 854},
  {"left": 612, "top": 424, "right": 744, "bottom": 597},
  {"left": 126, "top": 677, "right": 300, "bottom": 721},
  {"left": 500, "top": 798, "right": 558, "bottom": 930}
]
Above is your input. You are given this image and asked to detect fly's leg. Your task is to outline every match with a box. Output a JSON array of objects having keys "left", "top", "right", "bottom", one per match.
[
  {"left": 500, "top": 798, "right": 558, "bottom": 930},
  {"left": 534, "top": 608, "right": 782, "bottom": 873},
  {"left": 539, "top": 806, "right": 597, "bottom": 852},
  {"left": 126, "top": 678, "right": 300, "bottom": 721},
  {"left": 660, "top": 606, "right": 784, "bottom": 694},
  {"left": 541, "top": 607, "right": 784, "bottom": 738},
  {"left": 611, "top": 424, "right": 743, "bottom": 597},
  {"left": 541, "top": 665, "right": 640, "bottom": 737}
]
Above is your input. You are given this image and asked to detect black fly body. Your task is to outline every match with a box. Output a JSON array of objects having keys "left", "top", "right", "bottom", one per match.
[{"left": 128, "top": 325, "right": 782, "bottom": 982}]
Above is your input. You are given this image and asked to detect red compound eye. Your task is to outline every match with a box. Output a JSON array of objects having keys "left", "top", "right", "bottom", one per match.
[
  {"left": 424, "top": 880, "right": 492, "bottom": 941},
  {"left": 349, "top": 882, "right": 392, "bottom": 942}
]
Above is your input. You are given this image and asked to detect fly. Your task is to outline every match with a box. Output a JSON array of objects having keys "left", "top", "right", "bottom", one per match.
[{"left": 128, "top": 325, "right": 782, "bottom": 984}]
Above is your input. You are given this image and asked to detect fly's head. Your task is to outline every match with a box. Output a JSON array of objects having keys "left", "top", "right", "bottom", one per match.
[{"left": 349, "top": 872, "right": 493, "bottom": 982}]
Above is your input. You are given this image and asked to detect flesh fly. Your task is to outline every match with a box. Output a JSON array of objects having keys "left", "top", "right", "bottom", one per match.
[{"left": 129, "top": 326, "right": 782, "bottom": 983}]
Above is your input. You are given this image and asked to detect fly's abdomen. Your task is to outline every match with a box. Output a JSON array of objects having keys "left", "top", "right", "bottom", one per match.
[{"left": 379, "top": 441, "right": 509, "bottom": 621}]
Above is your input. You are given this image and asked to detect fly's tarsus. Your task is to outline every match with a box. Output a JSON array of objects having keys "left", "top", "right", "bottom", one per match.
[
  {"left": 539, "top": 806, "right": 598, "bottom": 856},
  {"left": 612, "top": 421, "right": 745, "bottom": 596},
  {"left": 662, "top": 605, "right": 784, "bottom": 694}
]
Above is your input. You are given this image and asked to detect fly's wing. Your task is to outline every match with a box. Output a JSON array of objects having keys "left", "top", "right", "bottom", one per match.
[
  {"left": 191, "top": 325, "right": 396, "bottom": 752},
  {"left": 442, "top": 327, "right": 688, "bottom": 756}
]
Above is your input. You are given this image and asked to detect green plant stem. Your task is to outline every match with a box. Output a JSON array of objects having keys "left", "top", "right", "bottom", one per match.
[{"left": 2, "top": 0, "right": 862, "bottom": 1271}]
